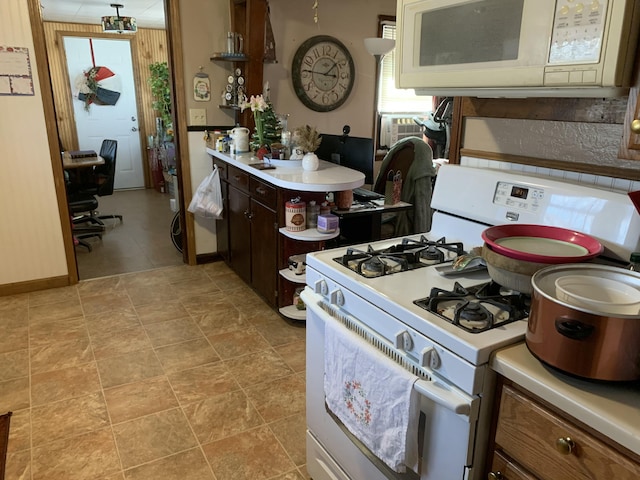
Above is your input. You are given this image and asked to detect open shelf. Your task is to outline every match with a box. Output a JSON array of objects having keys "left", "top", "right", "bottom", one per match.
[
  {"left": 279, "top": 305, "right": 306, "bottom": 321},
  {"left": 279, "top": 227, "right": 340, "bottom": 241},
  {"left": 279, "top": 268, "right": 305, "bottom": 284},
  {"left": 210, "top": 53, "right": 248, "bottom": 62}
]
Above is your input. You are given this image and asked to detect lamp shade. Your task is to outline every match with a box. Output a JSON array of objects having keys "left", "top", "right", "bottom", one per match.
[
  {"left": 364, "top": 38, "right": 395, "bottom": 57},
  {"left": 102, "top": 15, "right": 137, "bottom": 33}
]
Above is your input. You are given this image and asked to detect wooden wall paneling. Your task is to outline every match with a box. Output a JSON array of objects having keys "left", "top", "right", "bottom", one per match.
[{"left": 43, "top": 22, "right": 168, "bottom": 187}]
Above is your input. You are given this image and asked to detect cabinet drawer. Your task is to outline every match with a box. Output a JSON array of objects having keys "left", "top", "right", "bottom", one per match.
[
  {"left": 213, "top": 158, "right": 228, "bottom": 180},
  {"left": 250, "top": 177, "right": 277, "bottom": 209},
  {"left": 495, "top": 385, "right": 640, "bottom": 480},
  {"left": 489, "top": 450, "right": 536, "bottom": 480},
  {"left": 228, "top": 165, "right": 249, "bottom": 192}
]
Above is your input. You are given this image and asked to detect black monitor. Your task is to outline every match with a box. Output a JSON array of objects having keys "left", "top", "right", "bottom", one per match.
[{"left": 316, "top": 134, "right": 375, "bottom": 184}]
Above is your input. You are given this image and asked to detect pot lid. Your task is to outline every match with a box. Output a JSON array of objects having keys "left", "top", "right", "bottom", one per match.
[
  {"left": 482, "top": 224, "right": 603, "bottom": 263},
  {"left": 531, "top": 264, "right": 640, "bottom": 317}
]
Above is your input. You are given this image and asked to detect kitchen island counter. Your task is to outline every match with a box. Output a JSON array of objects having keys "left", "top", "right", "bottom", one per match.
[
  {"left": 491, "top": 342, "right": 640, "bottom": 457},
  {"left": 207, "top": 148, "right": 365, "bottom": 192}
]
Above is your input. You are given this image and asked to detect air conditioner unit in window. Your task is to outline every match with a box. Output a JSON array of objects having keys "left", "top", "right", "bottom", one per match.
[{"left": 379, "top": 115, "right": 423, "bottom": 149}]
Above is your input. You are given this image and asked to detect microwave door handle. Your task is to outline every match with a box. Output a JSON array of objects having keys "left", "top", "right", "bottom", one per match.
[{"left": 413, "top": 378, "right": 472, "bottom": 417}]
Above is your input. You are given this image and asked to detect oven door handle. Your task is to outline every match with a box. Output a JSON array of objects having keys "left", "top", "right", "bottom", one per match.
[{"left": 413, "top": 378, "right": 472, "bottom": 416}]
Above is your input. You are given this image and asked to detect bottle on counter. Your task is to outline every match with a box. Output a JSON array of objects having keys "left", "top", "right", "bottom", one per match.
[
  {"left": 628, "top": 252, "right": 640, "bottom": 271},
  {"left": 320, "top": 201, "right": 331, "bottom": 216},
  {"left": 306, "top": 200, "right": 320, "bottom": 228}
]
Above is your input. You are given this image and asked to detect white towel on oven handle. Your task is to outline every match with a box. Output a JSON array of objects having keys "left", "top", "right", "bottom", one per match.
[{"left": 324, "top": 318, "right": 420, "bottom": 474}]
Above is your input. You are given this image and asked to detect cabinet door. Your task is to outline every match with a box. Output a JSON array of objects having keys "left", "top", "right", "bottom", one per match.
[
  {"left": 250, "top": 199, "right": 277, "bottom": 306},
  {"left": 216, "top": 180, "right": 230, "bottom": 263},
  {"left": 228, "top": 184, "right": 251, "bottom": 284}
]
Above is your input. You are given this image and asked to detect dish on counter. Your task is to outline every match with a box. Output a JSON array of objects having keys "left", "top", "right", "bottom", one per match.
[{"left": 482, "top": 224, "right": 603, "bottom": 263}]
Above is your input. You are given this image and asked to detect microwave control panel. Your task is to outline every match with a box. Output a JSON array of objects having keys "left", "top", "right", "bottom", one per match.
[
  {"left": 493, "top": 182, "right": 545, "bottom": 212},
  {"left": 549, "top": 0, "right": 608, "bottom": 64}
]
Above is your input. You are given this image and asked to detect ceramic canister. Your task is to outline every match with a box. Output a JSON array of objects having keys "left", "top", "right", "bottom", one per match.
[{"left": 285, "top": 199, "right": 306, "bottom": 232}]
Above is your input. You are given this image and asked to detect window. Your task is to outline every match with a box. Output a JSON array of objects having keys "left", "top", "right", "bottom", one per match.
[
  {"left": 377, "top": 22, "right": 433, "bottom": 115},
  {"left": 375, "top": 21, "right": 434, "bottom": 150}
]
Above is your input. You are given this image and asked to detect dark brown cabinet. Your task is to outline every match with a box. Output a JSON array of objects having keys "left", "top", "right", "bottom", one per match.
[{"left": 218, "top": 163, "right": 278, "bottom": 307}]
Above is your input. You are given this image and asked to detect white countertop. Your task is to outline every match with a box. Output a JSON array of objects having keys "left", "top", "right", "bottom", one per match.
[
  {"left": 207, "top": 148, "right": 365, "bottom": 192},
  {"left": 491, "top": 343, "right": 640, "bottom": 457}
]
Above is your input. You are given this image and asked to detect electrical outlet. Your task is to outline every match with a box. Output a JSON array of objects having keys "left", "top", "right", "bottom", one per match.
[{"left": 189, "top": 108, "right": 207, "bottom": 126}]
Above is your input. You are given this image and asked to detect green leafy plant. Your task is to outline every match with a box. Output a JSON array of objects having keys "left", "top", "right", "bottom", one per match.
[{"left": 148, "top": 62, "right": 172, "bottom": 132}]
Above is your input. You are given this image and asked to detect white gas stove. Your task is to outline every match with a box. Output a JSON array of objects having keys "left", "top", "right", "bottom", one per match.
[{"left": 303, "top": 163, "right": 640, "bottom": 480}]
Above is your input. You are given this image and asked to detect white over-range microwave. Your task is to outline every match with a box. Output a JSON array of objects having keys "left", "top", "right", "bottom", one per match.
[{"left": 396, "top": 0, "right": 640, "bottom": 97}]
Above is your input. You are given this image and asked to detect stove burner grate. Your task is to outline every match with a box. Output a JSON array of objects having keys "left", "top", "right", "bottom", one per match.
[
  {"left": 334, "top": 236, "right": 466, "bottom": 277},
  {"left": 413, "top": 281, "right": 529, "bottom": 333}
]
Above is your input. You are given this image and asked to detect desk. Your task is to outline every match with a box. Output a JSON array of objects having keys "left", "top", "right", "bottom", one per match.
[
  {"left": 62, "top": 152, "right": 105, "bottom": 169},
  {"left": 331, "top": 199, "right": 413, "bottom": 244}
]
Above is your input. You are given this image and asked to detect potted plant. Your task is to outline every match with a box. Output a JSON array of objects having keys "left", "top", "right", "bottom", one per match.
[
  {"left": 148, "top": 61, "right": 173, "bottom": 141},
  {"left": 293, "top": 125, "right": 322, "bottom": 171}
]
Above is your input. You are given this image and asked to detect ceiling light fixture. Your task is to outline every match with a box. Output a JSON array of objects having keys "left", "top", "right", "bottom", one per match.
[
  {"left": 364, "top": 38, "right": 395, "bottom": 64},
  {"left": 101, "top": 3, "right": 137, "bottom": 34}
]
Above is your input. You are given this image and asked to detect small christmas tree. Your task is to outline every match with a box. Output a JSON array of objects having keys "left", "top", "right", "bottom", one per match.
[{"left": 250, "top": 100, "right": 281, "bottom": 151}]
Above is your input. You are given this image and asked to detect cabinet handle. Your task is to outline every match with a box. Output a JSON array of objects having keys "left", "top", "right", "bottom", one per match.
[
  {"left": 555, "top": 436, "right": 575, "bottom": 455},
  {"left": 244, "top": 209, "right": 253, "bottom": 220},
  {"left": 487, "top": 472, "right": 503, "bottom": 480},
  {"left": 255, "top": 186, "right": 267, "bottom": 195},
  {"left": 632, "top": 119, "right": 640, "bottom": 134},
  {"left": 234, "top": 175, "right": 242, "bottom": 182}
]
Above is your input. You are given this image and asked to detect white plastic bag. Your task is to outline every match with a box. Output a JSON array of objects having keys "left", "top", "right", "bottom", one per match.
[{"left": 187, "top": 165, "right": 223, "bottom": 219}]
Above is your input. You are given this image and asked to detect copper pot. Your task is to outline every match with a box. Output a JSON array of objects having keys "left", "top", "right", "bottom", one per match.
[{"left": 527, "top": 264, "right": 640, "bottom": 381}]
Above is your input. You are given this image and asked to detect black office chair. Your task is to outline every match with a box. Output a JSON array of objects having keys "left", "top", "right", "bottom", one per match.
[
  {"left": 68, "top": 139, "right": 123, "bottom": 226},
  {"left": 372, "top": 137, "right": 436, "bottom": 238}
]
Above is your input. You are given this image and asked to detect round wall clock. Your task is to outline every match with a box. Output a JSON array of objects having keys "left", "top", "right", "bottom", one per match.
[{"left": 292, "top": 35, "right": 355, "bottom": 112}]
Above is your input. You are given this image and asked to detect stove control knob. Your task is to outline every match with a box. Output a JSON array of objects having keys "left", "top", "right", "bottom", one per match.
[
  {"left": 395, "top": 331, "right": 414, "bottom": 351},
  {"left": 330, "top": 289, "right": 345, "bottom": 307},
  {"left": 421, "top": 347, "right": 441, "bottom": 370},
  {"left": 314, "top": 280, "right": 328, "bottom": 296}
]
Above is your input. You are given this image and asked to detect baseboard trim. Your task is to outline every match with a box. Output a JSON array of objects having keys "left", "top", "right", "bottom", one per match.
[
  {"left": 0, "top": 275, "right": 72, "bottom": 297},
  {"left": 196, "top": 252, "right": 222, "bottom": 264}
]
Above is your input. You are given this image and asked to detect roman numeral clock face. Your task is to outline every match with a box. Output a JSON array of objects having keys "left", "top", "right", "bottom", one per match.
[{"left": 292, "top": 35, "right": 355, "bottom": 112}]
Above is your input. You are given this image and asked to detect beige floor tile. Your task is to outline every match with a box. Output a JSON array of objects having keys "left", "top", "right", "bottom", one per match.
[
  {"left": 203, "top": 425, "right": 296, "bottom": 480},
  {"left": 185, "top": 298, "right": 248, "bottom": 336},
  {"left": 169, "top": 279, "right": 220, "bottom": 301},
  {"left": 31, "top": 392, "right": 110, "bottom": 446},
  {"left": 210, "top": 272, "right": 248, "bottom": 292},
  {"left": 125, "top": 284, "right": 177, "bottom": 308},
  {"left": 31, "top": 427, "right": 121, "bottom": 480},
  {"left": 254, "top": 316, "right": 306, "bottom": 347},
  {"left": 271, "top": 471, "right": 306, "bottom": 480},
  {"left": 167, "top": 362, "right": 240, "bottom": 405},
  {"left": 6, "top": 408, "right": 30, "bottom": 453},
  {"left": 162, "top": 265, "right": 212, "bottom": 284},
  {"left": 85, "top": 307, "right": 141, "bottom": 336},
  {"left": 104, "top": 376, "right": 178, "bottom": 424},
  {"left": 207, "top": 327, "right": 271, "bottom": 359},
  {"left": 81, "top": 290, "right": 134, "bottom": 316},
  {"left": 245, "top": 374, "right": 305, "bottom": 423},
  {"left": 76, "top": 276, "right": 126, "bottom": 298},
  {"left": 270, "top": 413, "right": 307, "bottom": 467},
  {"left": 0, "top": 325, "right": 28, "bottom": 354},
  {"left": 225, "top": 349, "right": 294, "bottom": 388},
  {"left": 29, "top": 286, "right": 79, "bottom": 306},
  {"left": 0, "top": 377, "right": 30, "bottom": 411},
  {"left": 31, "top": 362, "right": 102, "bottom": 406},
  {"left": 0, "top": 349, "right": 29, "bottom": 382},
  {"left": 119, "top": 269, "right": 172, "bottom": 289},
  {"left": 90, "top": 326, "right": 153, "bottom": 360},
  {"left": 28, "top": 298, "right": 83, "bottom": 325},
  {"left": 182, "top": 390, "right": 263, "bottom": 444},
  {"left": 201, "top": 261, "right": 233, "bottom": 277},
  {"left": 29, "top": 316, "right": 88, "bottom": 348},
  {"left": 0, "top": 294, "right": 29, "bottom": 311},
  {"left": 113, "top": 408, "right": 197, "bottom": 469},
  {"left": 96, "top": 348, "right": 164, "bottom": 388},
  {"left": 153, "top": 338, "right": 219, "bottom": 374},
  {"left": 4, "top": 449, "right": 31, "bottom": 480},
  {"left": 274, "top": 340, "right": 306, "bottom": 373},
  {"left": 123, "top": 448, "right": 215, "bottom": 480},
  {"left": 143, "top": 317, "right": 203, "bottom": 347},
  {"left": 30, "top": 337, "right": 94, "bottom": 375},
  {"left": 134, "top": 300, "right": 191, "bottom": 325}
]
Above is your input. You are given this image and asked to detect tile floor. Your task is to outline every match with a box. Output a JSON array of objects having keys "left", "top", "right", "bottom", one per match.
[
  {"left": 74, "top": 188, "right": 184, "bottom": 280},
  {"left": 0, "top": 262, "right": 309, "bottom": 480}
]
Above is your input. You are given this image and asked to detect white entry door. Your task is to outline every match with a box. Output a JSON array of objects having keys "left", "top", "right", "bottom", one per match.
[{"left": 64, "top": 36, "right": 144, "bottom": 190}]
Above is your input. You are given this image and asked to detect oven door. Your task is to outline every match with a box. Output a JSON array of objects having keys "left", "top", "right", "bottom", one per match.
[{"left": 303, "top": 288, "right": 481, "bottom": 480}]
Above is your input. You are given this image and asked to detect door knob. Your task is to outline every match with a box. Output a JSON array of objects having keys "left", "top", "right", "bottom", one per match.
[
  {"left": 555, "top": 436, "right": 575, "bottom": 455},
  {"left": 131, "top": 127, "right": 138, "bottom": 132},
  {"left": 487, "top": 472, "right": 503, "bottom": 480},
  {"left": 631, "top": 118, "right": 640, "bottom": 134},
  {"left": 131, "top": 116, "right": 137, "bottom": 121}
]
